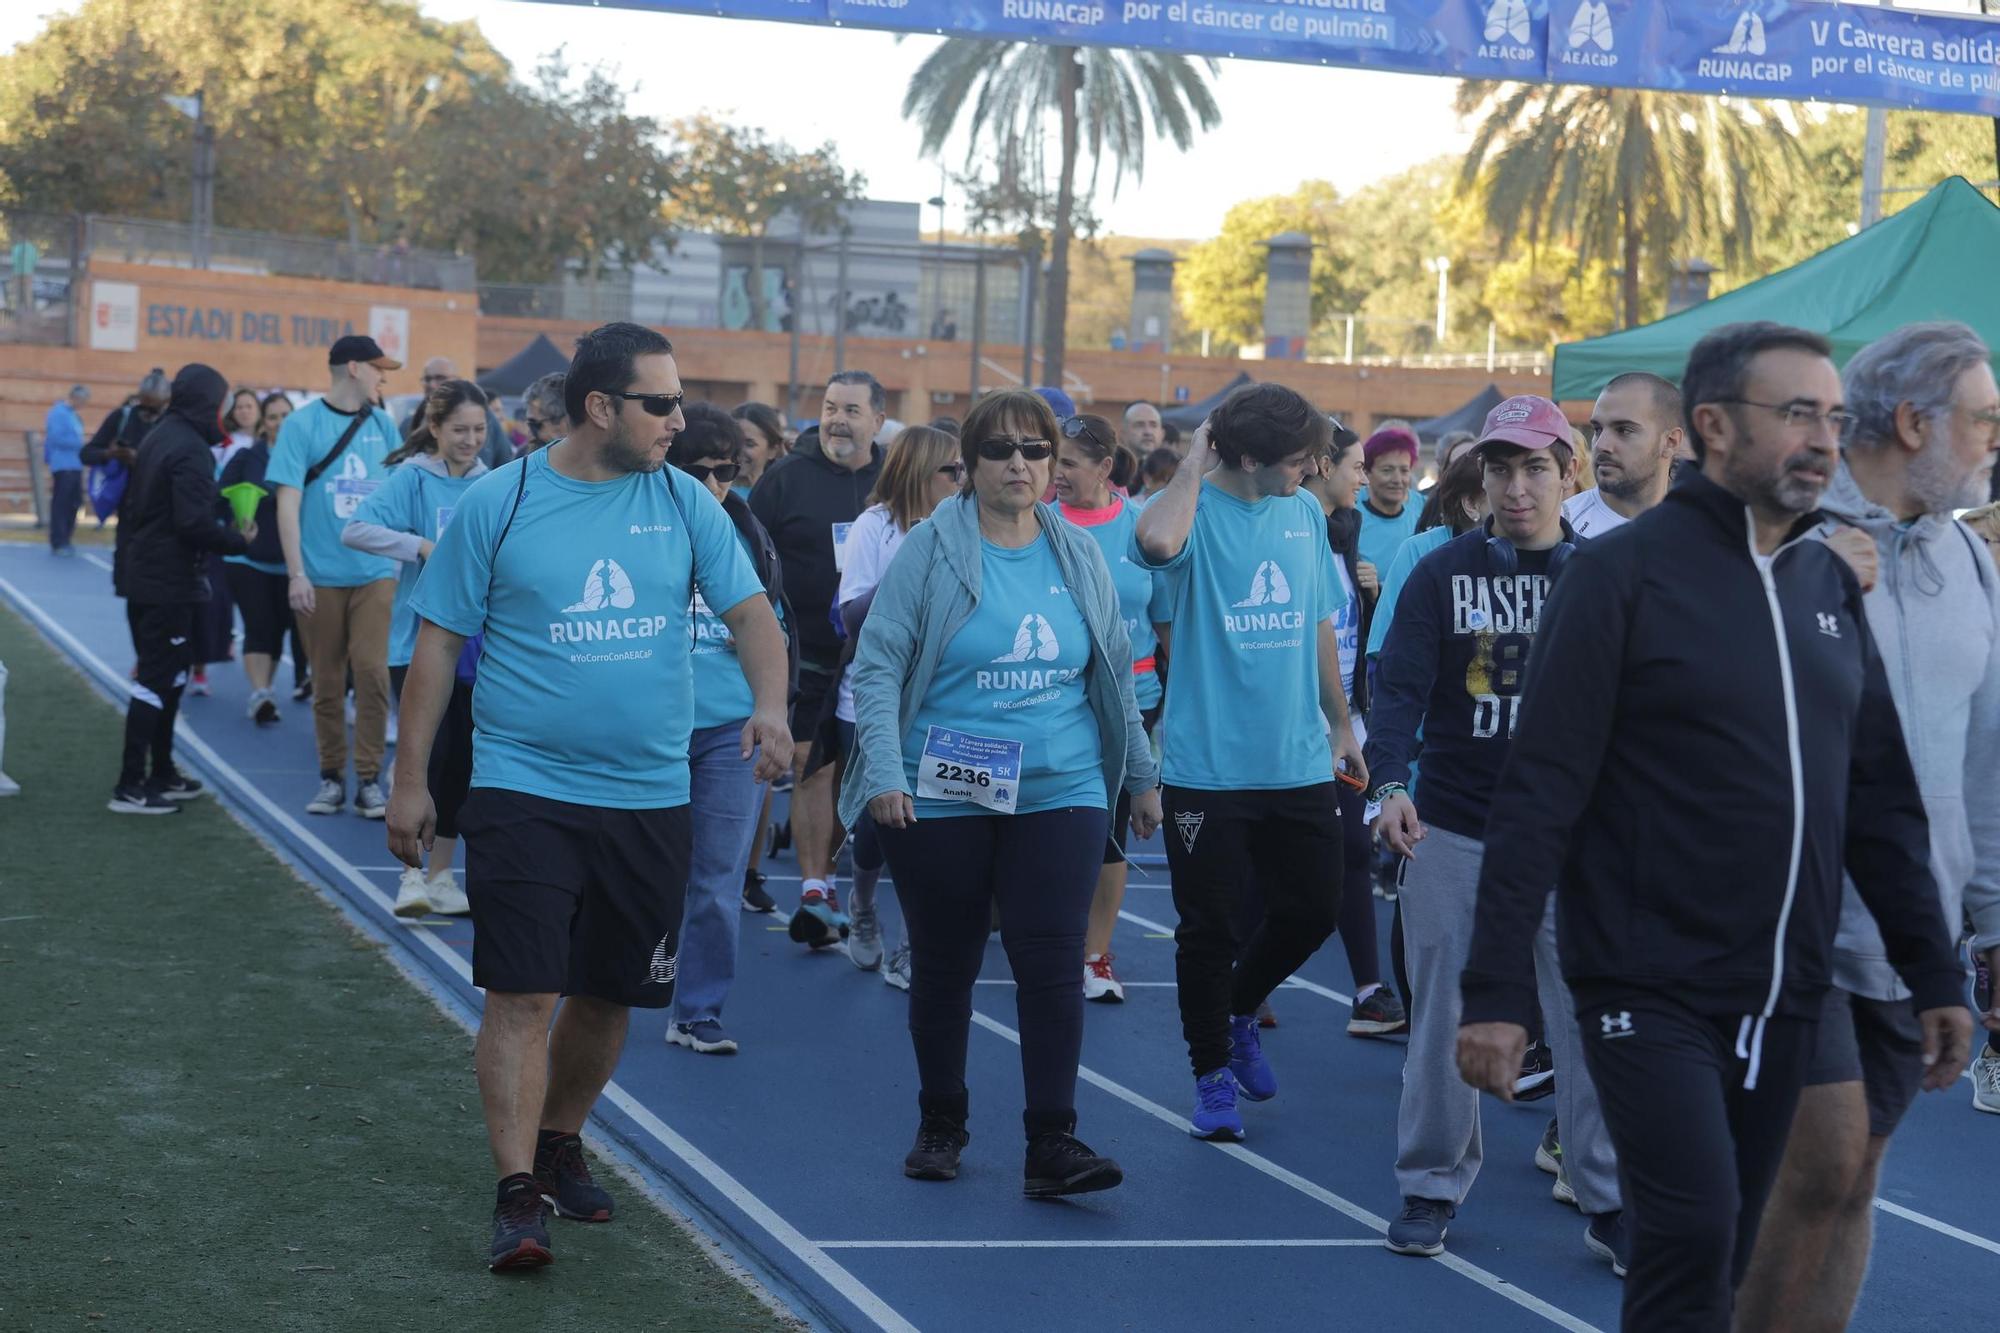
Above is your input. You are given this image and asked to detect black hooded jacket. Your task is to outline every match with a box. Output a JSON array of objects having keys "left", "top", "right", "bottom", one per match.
[
  {"left": 118, "top": 364, "right": 248, "bottom": 604},
  {"left": 748, "top": 432, "right": 883, "bottom": 666},
  {"left": 1460, "top": 469, "right": 1962, "bottom": 1032}
]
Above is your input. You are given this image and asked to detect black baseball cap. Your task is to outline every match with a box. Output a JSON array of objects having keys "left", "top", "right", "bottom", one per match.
[{"left": 328, "top": 334, "right": 402, "bottom": 370}]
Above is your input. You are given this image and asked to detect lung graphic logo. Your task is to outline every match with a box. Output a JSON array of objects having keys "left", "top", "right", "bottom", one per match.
[
  {"left": 992, "top": 614, "right": 1061, "bottom": 663},
  {"left": 1714, "top": 11, "right": 1766, "bottom": 55},
  {"left": 1484, "top": 0, "right": 1531, "bottom": 44},
  {"left": 1568, "top": 0, "right": 1613, "bottom": 50},
  {"left": 647, "top": 935, "right": 677, "bottom": 986},
  {"left": 1175, "top": 809, "right": 1206, "bottom": 854},
  {"left": 564, "top": 558, "right": 637, "bottom": 614},
  {"left": 1232, "top": 561, "right": 1293, "bottom": 609}
]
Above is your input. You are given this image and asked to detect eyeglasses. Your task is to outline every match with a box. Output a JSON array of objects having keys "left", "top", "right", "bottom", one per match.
[
  {"left": 604, "top": 390, "right": 686, "bottom": 418},
  {"left": 682, "top": 461, "right": 740, "bottom": 485},
  {"left": 421, "top": 374, "right": 451, "bottom": 386},
  {"left": 1950, "top": 404, "right": 2000, "bottom": 442},
  {"left": 937, "top": 462, "right": 967, "bottom": 481},
  {"left": 1061, "top": 416, "right": 1114, "bottom": 453},
  {"left": 1716, "top": 398, "right": 1859, "bottom": 443},
  {"left": 523, "top": 416, "right": 546, "bottom": 434},
  {"left": 975, "top": 436, "right": 1053, "bottom": 462}
]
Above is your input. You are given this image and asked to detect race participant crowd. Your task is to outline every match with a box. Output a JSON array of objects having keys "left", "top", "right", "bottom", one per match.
[{"left": 47, "top": 313, "right": 2000, "bottom": 1330}]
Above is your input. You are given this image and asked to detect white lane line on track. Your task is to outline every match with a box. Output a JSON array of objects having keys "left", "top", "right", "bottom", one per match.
[
  {"left": 1117, "top": 909, "right": 1356, "bottom": 1008},
  {"left": 0, "top": 574, "right": 918, "bottom": 1333},
  {"left": 963, "top": 1006, "right": 1604, "bottom": 1333},
  {"left": 818, "top": 1238, "right": 1386, "bottom": 1250},
  {"left": 1873, "top": 1200, "right": 2000, "bottom": 1257}
]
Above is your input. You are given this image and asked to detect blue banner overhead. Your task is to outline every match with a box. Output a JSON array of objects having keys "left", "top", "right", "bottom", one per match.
[{"left": 532, "top": 0, "right": 2000, "bottom": 117}]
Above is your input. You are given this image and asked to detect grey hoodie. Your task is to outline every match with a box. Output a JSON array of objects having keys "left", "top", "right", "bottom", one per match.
[{"left": 1819, "top": 464, "right": 2000, "bottom": 1000}]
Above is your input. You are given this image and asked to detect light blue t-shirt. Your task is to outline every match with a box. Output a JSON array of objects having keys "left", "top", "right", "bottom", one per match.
[
  {"left": 351, "top": 462, "right": 484, "bottom": 668},
  {"left": 410, "top": 450, "right": 764, "bottom": 809},
  {"left": 901, "top": 534, "right": 1106, "bottom": 818},
  {"left": 266, "top": 400, "right": 400, "bottom": 588},
  {"left": 1061, "top": 497, "right": 1171, "bottom": 711},
  {"left": 1357, "top": 499, "right": 1422, "bottom": 577},
  {"left": 1137, "top": 483, "right": 1345, "bottom": 791},
  {"left": 689, "top": 527, "right": 761, "bottom": 732},
  {"left": 1366, "top": 525, "right": 1452, "bottom": 658}
]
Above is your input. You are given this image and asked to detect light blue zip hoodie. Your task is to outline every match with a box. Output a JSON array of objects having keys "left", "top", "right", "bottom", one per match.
[
  {"left": 1819, "top": 464, "right": 2000, "bottom": 999},
  {"left": 838, "top": 492, "right": 1158, "bottom": 828}
]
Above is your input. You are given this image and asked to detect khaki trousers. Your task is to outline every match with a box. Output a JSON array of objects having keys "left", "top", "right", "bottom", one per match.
[{"left": 297, "top": 579, "right": 395, "bottom": 782}]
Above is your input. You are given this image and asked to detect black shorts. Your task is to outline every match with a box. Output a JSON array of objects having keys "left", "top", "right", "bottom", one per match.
[
  {"left": 1805, "top": 986, "right": 1926, "bottom": 1137},
  {"left": 1105, "top": 701, "right": 1163, "bottom": 863},
  {"left": 222, "top": 563, "right": 291, "bottom": 658},
  {"left": 460, "top": 788, "right": 692, "bottom": 1008}
]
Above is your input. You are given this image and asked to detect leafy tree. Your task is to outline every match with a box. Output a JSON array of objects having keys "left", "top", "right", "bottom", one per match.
[
  {"left": 661, "top": 114, "right": 864, "bottom": 332},
  {"left": 903, "top": 40, "right": 1220, "bottom": 387},
  {"left": 1455, "top": 83, "right": 1806, "bottom": 328},
  {"left": 1177, "top": 182, "right": 1350, "bottom": 357},
  {"left": 1482, "top": 245, "right": 1619, "bottom": 348}
]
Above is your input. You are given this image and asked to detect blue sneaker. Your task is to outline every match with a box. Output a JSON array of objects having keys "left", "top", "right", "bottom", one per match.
[
  {"left": 1228, "top": 1013, "right": 1277, "bottom": 1101},
  {"left": 1385, "top": 1196, "right": 1455, "bottom": 1257},
  {"left": 1189, "top": 1069, "right": 1245, "bottom": 1141},
  {"left": 787, "top": 889, "right": 850, "bottom": 949}
]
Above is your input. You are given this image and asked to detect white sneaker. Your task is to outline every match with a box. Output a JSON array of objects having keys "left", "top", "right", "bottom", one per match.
[
  {"left": 883, "top": 941, "right": 911, "bottom": 992},
  {"left": 1973, "top": 1048, "right": 2000, "bottom": 1115},
  {"left": 1084, "top": 953, "right": 1125, "bottom": 1003},
  {"left": 305, "top": 778, "right": 344, "bottom": 815},
  {"left": 0, "top": 771, "right": 19, "bottom": 797},
  {"left": 393, "top": 866, "right": 433, "bottom": 919},
  {"left": 1553, "top": 1159, "right": 1577, "bottom": 1207},
  {"left": 247, "top": 688, "right": 280, "bottom": 725},
  {"left": 427, "top": 870, "right": 470, "bottom": 916},
  {"left": 354, "top": 779, "right": 388, "bottom": 819}
]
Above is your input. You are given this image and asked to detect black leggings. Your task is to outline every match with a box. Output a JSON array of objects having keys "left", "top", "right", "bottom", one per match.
[
  {"left": 1163, "top": 783, "right": 1344, "bottom": 1077},
  {"left": 223, "top": 563, "right": 290, "bottom": 658},
  {"left": 876, "top": 806, "right": 1108, "bottom": 1138},
  {"left": 428, "top": 680, "right": 475, "bottom": 839},
  {"left": 1334, "top": 779, "right": 1383, "bottom": 990}
]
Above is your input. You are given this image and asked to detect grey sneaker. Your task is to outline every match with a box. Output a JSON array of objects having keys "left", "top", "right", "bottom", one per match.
[
  {"left": 882, "top": 941, "right": 911, "bottom": 992},
  {"left": 848, "top": 901, "right": 884, "bottom": 971},
  {"left": 305, "top": 778, "right": 344, "bottom": 815},
  {"left": 355, "top": 779, "right": 388, "bottom": 819},
  {"left": 666, "top": 1019, "right": 739, "bottom": 1055}
]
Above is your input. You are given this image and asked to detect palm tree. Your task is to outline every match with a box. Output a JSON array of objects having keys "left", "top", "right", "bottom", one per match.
[
  {"left": 904, "top": 41, "right": 1220, "bottom": 388},
  {"left": 1456, "top": 83, "right": 1805, "bottom": 329}
]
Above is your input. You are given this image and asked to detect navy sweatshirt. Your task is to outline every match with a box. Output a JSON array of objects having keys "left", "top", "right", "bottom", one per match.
[{"left": 1363, "top": 524, "right": 1572, "bottom": 840}]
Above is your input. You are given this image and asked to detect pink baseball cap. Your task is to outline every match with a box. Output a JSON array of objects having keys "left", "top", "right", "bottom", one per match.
[{"left": 1477, "top": 395, "right": 1572, "bottom": 451}]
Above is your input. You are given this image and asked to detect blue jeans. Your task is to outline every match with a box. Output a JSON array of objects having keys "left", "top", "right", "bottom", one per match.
[{"left": 673, "top": 721, "right": 766, "bottom": 1025}]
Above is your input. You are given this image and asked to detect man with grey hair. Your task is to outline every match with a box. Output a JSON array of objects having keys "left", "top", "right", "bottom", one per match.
[
  {"left": 402, "top": 354, "right": 512, "bottom": 468},
  {"left": 1737, "top": 320, "right": 2000, "bottom": 1331},
  {"left": 520, "top": 371, "right": 568, "bottom": 454},
  {"left": 43, "top": 383, "right": 90, "bottom": 555},
  {"left": 1122, "top": 401, "right": 1164, "bottom": 457}
]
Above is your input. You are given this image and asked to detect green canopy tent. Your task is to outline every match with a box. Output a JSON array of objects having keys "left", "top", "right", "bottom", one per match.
[{"left": 1552, "top": 176, "right": 2000, "bottom": 401}]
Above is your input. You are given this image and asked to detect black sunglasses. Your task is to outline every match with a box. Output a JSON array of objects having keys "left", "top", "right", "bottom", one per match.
[
  {"left": 938, "top": 461, "right": 967, "bottom": 481},
  {"left": 976, "top": 436, "right": 1053, "bottom": 462},
  {"left": 682, "top": 461, "right": 740, "bottom": 485},
  {"left": 604, "top": 390, "right": 686, "bottom": 418},
  {"left": 1061, "top": 416, "right": 1114, "bottom": 452},
  {"left": 523, "top": 416, "right": 546, "bottom": 433}
]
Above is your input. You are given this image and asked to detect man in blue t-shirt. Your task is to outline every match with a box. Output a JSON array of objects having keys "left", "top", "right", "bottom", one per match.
[
  {"left": 386, "top": 323, "right": 793, "bottom": 1273},
  {"left": 43, "top": 384, "right": 89, "bottom": 555},
  {"left": 1134, "top": 383, "right": 1367, "bottom": 1143},
  {"left": 270, "top": 335, "right": 403, "bottom": 818}
]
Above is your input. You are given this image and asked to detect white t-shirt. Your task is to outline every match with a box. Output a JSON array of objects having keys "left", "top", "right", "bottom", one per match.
[
  {"left": 835, "top": 503, "right": 908, "bottom": 723},
  {"left": 1564, "top": 488, "right": 1630, "bottom": 539}
]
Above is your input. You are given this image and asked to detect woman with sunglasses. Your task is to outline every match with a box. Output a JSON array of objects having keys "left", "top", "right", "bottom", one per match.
[
  {"left": 827, "top": 424, "right": 965, "bottom": 987},
  {"left": 1052, "top": 413, "right": 1171, "bottom": 1004},
  {"left": 663, "top": 403, "right": 796, "bottom": 1055},
  {"left": 842, "top": 389, "right": 1162, "bottom": 1194}
]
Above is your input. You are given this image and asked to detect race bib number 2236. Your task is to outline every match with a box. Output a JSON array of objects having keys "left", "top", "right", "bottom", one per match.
[{"left": 916, "top": 726, "right": 1023, "bottom": 815}]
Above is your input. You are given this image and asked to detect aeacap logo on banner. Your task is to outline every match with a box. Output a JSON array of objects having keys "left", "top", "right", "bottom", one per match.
[
  {"left": 90, "top": 279, "right": 139, "bottom": 352},
  {"left": 1559, "top": 0, "right": 1616, "bottom": 66},
  {"left": 368, "top": 305, "right": 409, "bottom": 366},
  {"left": 1479, "top": 0, "right": 1536, "bottom": 61}
]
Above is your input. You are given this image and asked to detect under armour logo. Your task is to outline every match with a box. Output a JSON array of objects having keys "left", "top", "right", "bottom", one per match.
[
  {"left": 1816, "top": 612, "right": 1840, "bottom": 638},
  {"left": 1232, "top": 560, "right": 1292, "bottom": 609},
  {"left": 1175, "top": 809, "right": 1206, "bottom": 854},
  {"left": 1600, "top": 1011, "right": 1635, "bottom": 1038},
  {"left": 647, "top": 935, "right": 677, "bottom": 985},
  {"left": 564, "top": 558, "right": 636, "bottom": 614},
  {"left": 992, "top": 613, "right": 1061, "bottom": 663}
]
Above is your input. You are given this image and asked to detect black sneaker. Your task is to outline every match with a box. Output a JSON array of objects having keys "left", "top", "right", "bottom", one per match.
[
  {"left": 1347, "top": 985, "right": 1409, "bottom": 1037},
  {"left": 742, "top": 868, "right": 777, "bottom": 914},
  {"left": 108, "top": 785, "right": 180, "bottom": 815},
  {"left": 1515, "top": 1039, "right": 1556, "bottom": 1101},
  {"left": 1023, "top": 1131, "right": 1123, "bottom": 1199},
  {"left": 292, "top": 676, "right": 314, "bottom": 703},
  {"left": 533, "top": 1131, "right": 613, "bottom": 1222},
  {"left": 151, "top": 772, "right": 205, "bottom": 802},
  {"left": 1586, "top": 1210, "right": 1630, "bottom": 1278},
  {"left": 489, "top": 1173, "right": 552, "bottom": 1271},
  {"left": 903, "top": 1114, "right": 970, "bottom": 1181}
]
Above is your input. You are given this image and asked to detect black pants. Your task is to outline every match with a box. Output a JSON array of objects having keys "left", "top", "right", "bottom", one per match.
[
  {"left": 1575, "top": 988, "right": 1815, "bottom": 1333},
  {"left": 1163, "top": 783, "right": 1344, "bottom": 1077},
  {"left": 49, "top": 469, "right": 80, "bottom": 550},
  {"left": 428, "top": 680, "right": 475, "bottom": 839},
  {"left": 222, "top": 563, "right": 290, "bottom": 657},
  {"left": 1334, "top": 779, "right": 1383, "bottom": 989},
  {"left": 876, "top": 806, "right": 1107, "bottom": 1138},
  {"left": 120, "top": 602, "right": 193, "bottom": 789}
]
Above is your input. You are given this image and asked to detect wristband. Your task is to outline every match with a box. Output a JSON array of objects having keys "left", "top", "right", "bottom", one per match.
[{"left": 1371, "top": 782, "right": 1407, "bottom": 804}]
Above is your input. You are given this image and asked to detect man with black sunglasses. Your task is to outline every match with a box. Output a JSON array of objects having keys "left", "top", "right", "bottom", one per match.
[{"left": 749, "top": 369, "right": 887, "bottom": 949}]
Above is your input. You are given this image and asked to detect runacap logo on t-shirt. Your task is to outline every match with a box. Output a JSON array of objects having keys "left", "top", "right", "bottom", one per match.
[
  {"left": 1225, "top": 559, "right": 1305, "bottom": 635},
  {"left": 549, "top": 557, "right": 670, "bottom": 645},
  {"left": 977, "top": 614, "right": 1079, "bottom": 695}
]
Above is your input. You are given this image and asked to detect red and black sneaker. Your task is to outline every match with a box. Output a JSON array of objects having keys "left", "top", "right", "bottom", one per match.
[
  {"left": 488, "top": 1173, "right": 552, "bottom": 1272},
  {"left": 534, "top": 1131, "right": 614, "bottom": 1222}
]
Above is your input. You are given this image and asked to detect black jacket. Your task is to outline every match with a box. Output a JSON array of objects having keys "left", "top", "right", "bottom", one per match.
[
  {"left": 720, "top": 488, "right": 799, "bottom": 704},
  {"left": 1461, "top": 470, "right": 1962, "bottom": 1029},
  {"left": 1326, "top": 507, "right": 1376, "bottom": 713},
  {"left": 119, "top": 365, "right": 248, "bottom": 604},
  {"left": 747, "top": 434, "right": 882, "bottom": 667}
]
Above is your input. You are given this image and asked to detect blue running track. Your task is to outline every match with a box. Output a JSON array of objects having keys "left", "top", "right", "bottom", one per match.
[{"left": 4, "top": 540, "right": 1994, "bottom": 1331}]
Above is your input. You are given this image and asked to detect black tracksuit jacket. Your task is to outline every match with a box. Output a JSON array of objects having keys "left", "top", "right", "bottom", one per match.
[
  {"left": 747, "top": 435, "right": 882, "bottom": 668},
  {"left": 118, "top": 365, "right": 249, "bottom": 605},
  {"left": 1460, "top": 470, "right": 1962, "bottom": 1029}
]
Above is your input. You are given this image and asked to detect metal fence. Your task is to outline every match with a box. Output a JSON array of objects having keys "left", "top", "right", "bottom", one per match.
[
  {"left": 85, "top": 216, "right": 476, "bottom": 292},
  {"left": 0, "top": 211, "right": 81, "bottom": 346}
]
